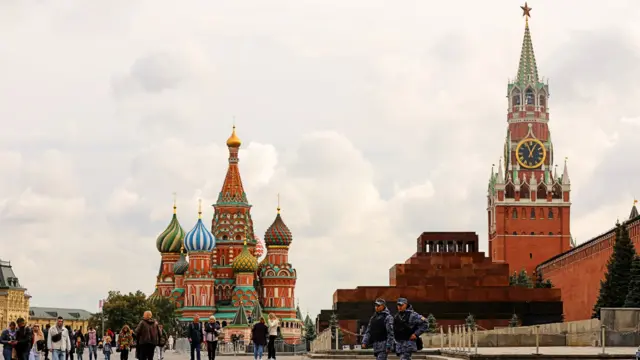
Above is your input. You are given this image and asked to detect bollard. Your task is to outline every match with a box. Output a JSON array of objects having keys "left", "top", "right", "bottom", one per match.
[
  {"left": 454, "top": 325, "right": 458, "bottom": 350},
  {"left": 474, "top": 327, "right": 478, "bottom": 355},
  {"left": 461, "top": 325, "right": 466, "bottom": 352},
  {"left": 448, "top": 325, "right": 452, "bottom": 349},
  {"left": 457, "top": 325, "right": 461, "bottom": 351},
  {"left": 467, "top": 326, "right": 472, "bottom": 352},
  {"left": 601, "top": 325, "right": 606, "bottom": 354},
  {"left": 440, "top": 326, "right": 444, "bottom": 350},
  {"left": 535, "top": 325, "right": 540, "bottom": 355}
]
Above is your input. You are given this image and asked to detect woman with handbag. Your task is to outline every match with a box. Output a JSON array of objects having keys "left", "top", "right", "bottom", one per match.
[{"left": 31, "top": 325, "right": 45, "bottom": 360}]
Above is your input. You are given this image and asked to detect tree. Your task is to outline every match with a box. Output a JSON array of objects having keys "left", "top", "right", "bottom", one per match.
[
  {"left": 508, "top": 313, "right": 519, "bottom": 328},
  {"left": 534, "top": 272, "right": 553, "bottom": 288},
  {"left": 624, "top": 255, "right": 640, "bottom": 307},
  {"left": 465, "top": 314, "right": 476, "bottom": 330},
  {"left": 303, "top": 315, "right": 317, "bottom": 342},
  {"left": 426, "top": 314, "right": 438, "bottom": 333},
  {"left": 328, "top": 313, "right": 343, "bottom": 349},
  {"left": 510, "top": 269, "right": 533, "bottom": 288},
  {"left": 148, "top": 296, "right": 178, "bottom": 334},
  {"left": 592, "top": 222, "right": 636, "bottom": 318}
]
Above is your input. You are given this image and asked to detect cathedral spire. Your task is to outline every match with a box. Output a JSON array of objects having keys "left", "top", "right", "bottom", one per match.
[
  {"left": 516, "top": 2, "right": 539, "bottom": 85},
  {"left": 217, "top": 125, "right": 249, "bottom": 205},
  {"left": 562, "top": 157, "right": 570, "bottom": 185}
]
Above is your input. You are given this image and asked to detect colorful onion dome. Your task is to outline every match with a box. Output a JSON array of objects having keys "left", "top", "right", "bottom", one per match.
[
  {"left": 226, "top": 125, "right": 242, "bottom": 148},
  {"left": 173, "top": 248, "right": 189, "bottom": 275},
  {"left": 264, "top": 207, "right": 293, "bottom": 247},
  {"left": 184, "top": 200, "right": 215, "bottom": 252},
  {"left": 148, "top": 287, "right": 162, "bottom": 302},
  {"left": 232, "top": 240, "right": 258, "bottom": 273},
  {"left": 155, "top": 201, "right": 185, "bottom": 253},
  {"left": 254, "top": 236, "right": 265, "bottom": 258}
]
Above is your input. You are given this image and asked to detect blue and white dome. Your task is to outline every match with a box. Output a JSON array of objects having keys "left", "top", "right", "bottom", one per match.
[{"left": 184, "top": 201, "right": 215, "bottom": 252}]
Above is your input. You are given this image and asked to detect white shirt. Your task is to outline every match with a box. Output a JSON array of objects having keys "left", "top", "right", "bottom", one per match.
[{"left": 268, "top": 319, "right": 279, "bottom": 336}]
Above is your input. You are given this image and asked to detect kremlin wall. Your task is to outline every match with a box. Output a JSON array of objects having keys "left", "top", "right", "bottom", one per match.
[
  {"left": 317, "top": 5, "right": 640, "bottom": 339},
  {"left": 150, "top": 126, "right": 302, "bottom": 342}
]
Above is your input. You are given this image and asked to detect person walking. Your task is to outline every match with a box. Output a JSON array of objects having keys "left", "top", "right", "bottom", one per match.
[
  {"left": 134, "top": 311, "right": 159, "bottom": 360},
  {"left": 393, "top": 298, "right": 428, "bottom": 360},
  {"left": 74, "top": 338, "right": 84, "bottom": 360},
  {"left": 101, "top": 339, "right": 111, "bottom": 360},
  {"left": 362, "top": 299, "right": 394, "bottom": 360},
  {"left": 86, "top": 328, "right": 97, "bottom": 360},
  {"left": 266, "top": 314, "right": 278, "bottom": 360},
  {"left": 15, "top": 318, "right": 33, "bottom": 360},
  {"left": 43, "top": 326, "right": 50, "bottom": 360},
  {"left": 250, "top": 318, "right": 268, "bottom": 360},
  {"left": 47, "top": 317, "right": 71, "bottom": 360},
  {"left": 155, "top": 325, "right": 167, "bottom": 360},
  {"left": 186, "top": 316, "right": 204, "bottom": 360},
  {"left": 166, "top": 337, "right": 173, "bottom": 353},
  {"left": 203, "top": 316, "right": 220, "bottom": 360},
  {"left": 65, "top": 327, "right": 75, "bottom": 360},
  {"left": 1, "top": 322, "right": 18, "bottom": 360},
  {"left": 32, "top": 325, "right": 46, "bottom": 360},
  {"left": 117, "top": 326, "right": 133, "bottom": 360}
]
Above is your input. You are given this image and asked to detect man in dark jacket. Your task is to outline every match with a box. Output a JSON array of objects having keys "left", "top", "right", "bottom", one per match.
[
  {"left": 135, "top": 311, "right": 159, "bottom": 360},
  {"left": 43, "top": 324, "right": 51, "bottom": 360},
  {"left": 251, "top": 318, "right": 268, "bottom": 360},
  {"left": 15, "top": 318, "right": 33, "bottom": 360},
  {"left": 362, "top": 298, "right": 394, "bottom": 360},
  {"left": 187, "top": 315, "right": 204, "bottom": 360}
]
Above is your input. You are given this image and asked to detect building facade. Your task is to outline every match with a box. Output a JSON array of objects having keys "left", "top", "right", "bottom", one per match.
[
  {"left": 151, "top": 126, "right": 302, "bottom": 342},
  {"left": 537, "top": 204, "right": 640, "bottom": 321},
  {"left": 29, "top": 307, "right": 92, "bottom": 331},
  {"left": 487, "top": 6, "right": 572, "bottom": 276},
  {"left": 0, "top": 260, "right": 30, "bottom": 327}
]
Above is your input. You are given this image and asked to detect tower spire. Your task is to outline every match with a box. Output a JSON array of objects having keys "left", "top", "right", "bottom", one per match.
[
  {"left": 562, "top": 157, "right": 570, "bottom": 184},
  {"left": 516, "top": 2, "right": 539, "bottom": 84},
  {"left": 198, "top": 198, "right": 202, "bottom": 219},
  {"left": 173, "top": 192, "right": 177, "bottom": 214},
  {"left": 217, "top": 125, "right": 249, "bottom": 205},
  {"left": 277, "top": 193, "right": 281, "bottom": 214}
]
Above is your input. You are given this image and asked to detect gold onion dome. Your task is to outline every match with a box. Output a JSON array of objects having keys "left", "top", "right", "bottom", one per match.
[
  {"left": 156, "top": 201, "right": 185, "bottom": 253},
  {"left": 226, "top": 125, "right": 242, "bottom": 148},
  {"left": 148, "top": 287, "right": 162, "bottom": 302},
  {"left": 232, "top": 240, "right": 258, "bottom": 273}
]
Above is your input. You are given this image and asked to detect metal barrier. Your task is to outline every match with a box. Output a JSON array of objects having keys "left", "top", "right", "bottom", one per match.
[{"left": 177, "top": 339, "right": 308, "bottom": 355}]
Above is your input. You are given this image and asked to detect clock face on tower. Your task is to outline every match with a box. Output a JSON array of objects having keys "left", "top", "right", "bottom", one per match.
[{"left": 516, "top": 138, "right": 546, "bottom": 169}]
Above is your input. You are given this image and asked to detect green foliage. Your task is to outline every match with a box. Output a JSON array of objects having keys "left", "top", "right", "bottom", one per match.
[
  {"left": 508, "top": 313, "right": 519, "bottom": 328},
  {"left": 88, "top": 313, "right": 105, "bottom": 335},
  {"left": 328, "top": 313, "right": 343, "bottom": 347},
  {"left": 465, "top": 314, "right": 476, "bottom": 330},
  {"left": 303, "top": 315, "right": 317, "bottom": 342},
  {"left": 100, "top": 290, "right": 177, "bottom": 334},
  {"left": 593, "top": 222, "right": 636, "bottom": 318},
  {"left": 426, "top": 314, "right": 438, "bottom": 333},
  {"left": 624, "top": 255, "right": 640, "bottom": 307},
  {"left": 509, "top": 270, "right": 533, "bottom": 288},
  {"left": 534, "top": 272, "right": 553, "bottom": 288}
]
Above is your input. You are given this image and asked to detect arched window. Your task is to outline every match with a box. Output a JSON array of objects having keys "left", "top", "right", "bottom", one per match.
[
  {"left": 539, "top": 94, "right": 546, "bottom": 107},
  {"left": 222, "top": 235, "right": 228, "bottom": 240},
  {"left": 530, "top": 208, "right": 536, "bottom": 219},
  {"left": 221, "top": 256, "right": 226, "bottom": 266},
  {"left": 530, "top": 232, "right": 535, "bottom": 235},
  {"left": 513, "top": 231, "right": 517, "bottom": 235},
  {"left": 506, "top": 183, "right": 516, "bottom": 198},
  {"left": 512, "top": 208, "right": 518, "bottom": 219},
  {"left": 521, "top": 208, "right": 527, "bottom": 218},
  {"left": 549, "top": 232, "right": 553, "bottom": 235},
  {"left": 539, "top": 208, "right": 544, "bottom": 218},
  {"left": 235, "top": 234, "right": 242, "bottom": 241},
  {"left": 520, "top": 183, "right": 530, "bottom": 199},
  {"left": 512, "top": 90, "right": 521, "bottom": 106},
  {"left": 548, "top": 208, "right": 554, "bottom": 219},
  {"left": 552, "top": 184, "right": 562, "bottom": 199},
  {"left": 526, "top": 88, "right": 535, "bottom": 105},
  {"left": 537, "top": 184, "right": 546, "bottom": 200}
]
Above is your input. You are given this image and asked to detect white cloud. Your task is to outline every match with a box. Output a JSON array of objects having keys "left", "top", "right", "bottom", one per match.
[{"left": 1, "top": 0, "right": 639, "bottom": 318}]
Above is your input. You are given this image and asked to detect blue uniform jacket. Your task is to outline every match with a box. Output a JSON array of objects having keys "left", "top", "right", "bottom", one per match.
[
  {"left": 362, "top": 308, "right": 394, "bottom": 353},
  {"left": 394, "top": 306, "right": 428, "bottom": 353}
]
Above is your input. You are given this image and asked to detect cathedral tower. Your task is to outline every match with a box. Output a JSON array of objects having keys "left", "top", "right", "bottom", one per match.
[
  {"left": 259, "top": 203, "right": 299, "bottom": 340},
  {"left": 154, "top": 196, "right": 185, "bottom": 297},
  {"left": 211, "top": 126, "right": 258, "bottom": 302},
  {"left": 231, "top": 240, "right": 259, "bottom": 309},
  {"left": 487, "top": 3, "right": 571, "bottom": 276},
  {"left": 183, "top": 200, "right": 216, "bottom": 319}
]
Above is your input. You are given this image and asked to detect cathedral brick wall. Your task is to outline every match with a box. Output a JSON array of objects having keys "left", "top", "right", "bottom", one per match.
[{"left": 537, "top": 216, "right": 640, "bottom": 321}]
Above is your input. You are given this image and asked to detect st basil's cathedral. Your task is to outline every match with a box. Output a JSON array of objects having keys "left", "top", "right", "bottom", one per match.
[{"left": 149, "top": 126, "right": 303, "bottom": 342}]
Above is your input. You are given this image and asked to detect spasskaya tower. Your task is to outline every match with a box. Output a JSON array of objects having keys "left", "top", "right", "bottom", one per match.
[{"left": 487, "top": 3, "right": 572, "bottom": 276}]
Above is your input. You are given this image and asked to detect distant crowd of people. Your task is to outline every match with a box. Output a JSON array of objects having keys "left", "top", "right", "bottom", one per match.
[
  {"left": 183, "top": 312, "right": 280, "bottom": 360},
  {"left": 1, "top": 311, "right": 172, "bottom": 360}
]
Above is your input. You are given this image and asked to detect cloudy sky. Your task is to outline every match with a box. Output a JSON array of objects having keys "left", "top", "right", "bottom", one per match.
[{"left": 1, "top": 0, "right": 639, "bottom": 318}]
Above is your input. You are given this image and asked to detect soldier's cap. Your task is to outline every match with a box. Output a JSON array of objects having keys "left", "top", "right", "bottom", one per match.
[
  {"left": 397, "top": 298, "right": 408, "bottom": 305},
  {"left": 374, "top": 298, "right": 386, "bottom": 306}
]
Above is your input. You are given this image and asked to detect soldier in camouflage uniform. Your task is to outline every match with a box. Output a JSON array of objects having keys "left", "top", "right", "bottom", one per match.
[
  {"left": 362, "top": 298, "right": 394, "bottom": 360},
  {"left": 393, "top": 298, "right": 428, "bottom": 360}
]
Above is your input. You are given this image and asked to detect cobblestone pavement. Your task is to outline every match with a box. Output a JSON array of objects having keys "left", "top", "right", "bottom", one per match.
[
  {"left": 443, "top": 346, "right": 638, "bottom": 355},
  {"left": 162, "top": 349, "right": 308, "bottom": 359}
]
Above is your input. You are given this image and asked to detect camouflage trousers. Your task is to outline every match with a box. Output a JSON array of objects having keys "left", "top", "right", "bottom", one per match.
[
  {"left": 374, "top": 351, "right": 389, "bottom": 360},
  {"left": 398, "top": 353, "right": 412, "bottom": 360}
]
